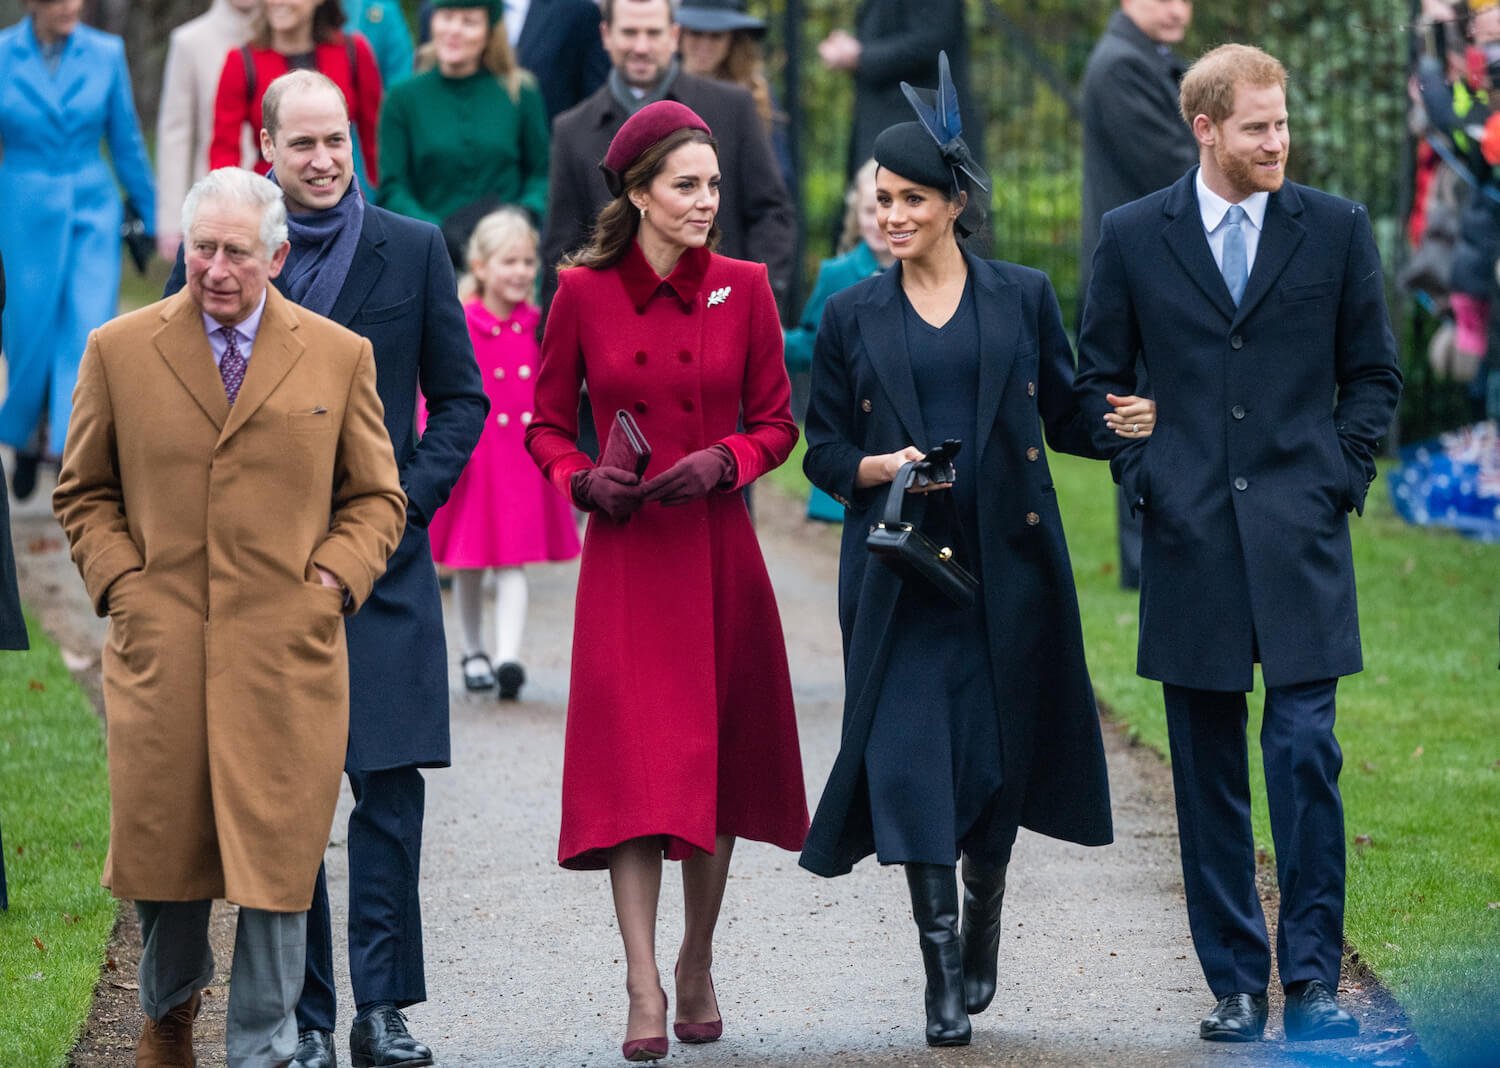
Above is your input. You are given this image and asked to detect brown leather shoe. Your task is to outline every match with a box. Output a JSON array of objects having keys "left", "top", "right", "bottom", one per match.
[{"left": 135, "top": 991, "right": 200, "bottom": 1067}]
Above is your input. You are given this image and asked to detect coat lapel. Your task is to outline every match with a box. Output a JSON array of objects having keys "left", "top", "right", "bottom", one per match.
[
  {"left": 1160, "top": 171, "right": 1238, "bottom": 322},
  {"left": 9, "top": 21, "right": 65, "bottom": 123},
  {"left": 516, "top": 0, "right": 545, "bottom": 56},
  {"left": 968, "top": 254, "right": 1020, "bottom": 464},
  {"left": 53, "top": 31, "right": 92, "bottom": 114},
  {"left": 220, "top": 289, "right": 305, "bottom": 443},
  {"left": 1232, "top": 184, "right": 1306, "bottom": 328},
  {"left": 327, "top": 207, "right": 387, "bottom": 327},
  {"left": 153, "top": 290, "right": 230, "bottom": 432},
  {"left": 855, "top": 269, "right": 928, "bottom": 448}
]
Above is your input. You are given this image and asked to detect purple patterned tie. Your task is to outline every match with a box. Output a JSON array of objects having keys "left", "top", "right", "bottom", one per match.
[{"left": 218, "top": 326, "right": 246, "bottom": 405}]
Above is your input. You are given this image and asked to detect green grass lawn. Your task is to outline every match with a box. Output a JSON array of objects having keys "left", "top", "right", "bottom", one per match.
[
  {"left": 0, "top": 616, "right": 115, "bottom": 1066},
  {"left": 771, "top": 441, "right": 1499, "bottom": 1064}
]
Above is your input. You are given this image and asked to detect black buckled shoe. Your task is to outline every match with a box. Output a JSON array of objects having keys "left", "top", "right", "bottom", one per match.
[
  {"left": 348, "top": 1006, "right": 433, "bottom": 1067},
  {"left": 1284, "top": 980, "right": 1359, "bottom": 1041},
  {"left": 1199, "top": 992, "right": 1268, "bottom": 1042},
  {"left": 294, "top": 1028, "right": 337, "bottom": 1068},
  {"left": 461, "top": 652, "right": 496, "bottom": 692}
]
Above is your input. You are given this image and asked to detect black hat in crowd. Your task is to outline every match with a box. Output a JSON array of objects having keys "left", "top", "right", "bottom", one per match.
[
  {"left": 676, "top": 0, "right": 766, "bottom": 36},
  {"left": 872, "top": 51, "right": 990, "bottom": 237}
]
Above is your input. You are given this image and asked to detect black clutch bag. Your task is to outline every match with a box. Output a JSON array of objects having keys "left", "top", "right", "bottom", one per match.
[
  {"left": 866, "top": 456, "right": 977, "bottom": 608},
  {"left": 601, "top": 409, "right": 652, "bottom": 478},
  {"left": 121, "top": 199, "right": 152, "bottom": 276}
]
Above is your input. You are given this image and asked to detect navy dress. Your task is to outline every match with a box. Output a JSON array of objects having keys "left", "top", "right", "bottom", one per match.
[{"left": 863, "top": 279, "right": 1008, "bottom": 866}]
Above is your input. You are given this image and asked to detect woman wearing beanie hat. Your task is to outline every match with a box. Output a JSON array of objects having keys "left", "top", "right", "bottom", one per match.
[
  {"left": 525, "top": 100, "right": 808, "bottom": 1063},
  {"left": 797, "top": 53, "right": 1155, "bottom": 1048},
  {"left": 376, "top": 0, "right": 549, "bottom": 266}
]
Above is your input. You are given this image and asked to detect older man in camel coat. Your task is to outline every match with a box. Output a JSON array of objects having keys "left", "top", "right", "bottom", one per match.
[{"left": 54, "top": 167, "right": 406, "bottom": 1068}]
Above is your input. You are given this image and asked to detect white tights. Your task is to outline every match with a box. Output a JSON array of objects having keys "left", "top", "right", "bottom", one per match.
[{"left": 452, "top": 567, "right": 529, "bottom": 665}]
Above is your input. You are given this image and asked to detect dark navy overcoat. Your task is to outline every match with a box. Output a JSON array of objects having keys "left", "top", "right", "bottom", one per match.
[
  {"left": 169, "top": 204, "right": 487, "bottom": 770},
  {"left": 1075, "top": 171, "right": 1403, "bottom": 692},
  {"left": 799, "top": 254, "right": 1113, "bottom": 877}
]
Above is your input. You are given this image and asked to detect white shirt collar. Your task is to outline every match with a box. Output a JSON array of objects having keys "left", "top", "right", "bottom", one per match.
[{"left": 1196, "top": 168, "right": 1269, "bottom": 234}]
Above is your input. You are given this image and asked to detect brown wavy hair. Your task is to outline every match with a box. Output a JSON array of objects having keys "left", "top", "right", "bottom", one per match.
[
  {"left": 696, "top": 31, "right": 779, "bottom": 132},
  {"left": 561, "top": 127, "right": 722, "bottom": 271},
  {"left": 251, "top": 0, "right": 347, "bottom": 48}
]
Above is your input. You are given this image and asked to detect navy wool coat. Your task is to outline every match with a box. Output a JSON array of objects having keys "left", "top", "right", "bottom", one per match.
[
  {"left": 168, "top": 204, "right": 488, "bottom": 770},
  {"left": 1075, "top": 171, "right": 1403, "bottom": 692},
  {"left": 799, "top": 254, "right": 1112, "bottom": 877}
]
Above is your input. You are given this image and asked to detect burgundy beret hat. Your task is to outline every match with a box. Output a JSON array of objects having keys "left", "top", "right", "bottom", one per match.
[{"left": 599, "top": 101, "right": 713, "bottom": 198}]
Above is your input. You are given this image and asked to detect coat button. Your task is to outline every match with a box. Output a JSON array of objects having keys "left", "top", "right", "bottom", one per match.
[
  {"left": 635, "top": 350, "right": 648, "bottom": 365},
  {"left": 635, "top": 401, "right": 648, "bottom": 415},
  {"left": 511, "top": 321, "right": 522, "bottom": 333},
  {"left": 678, "top": 349, "right": 692, "bottom": 363},
  {"left": 518, "top": 365, "right": 532, "bottom": 379},
  {"left": 681, "top": 399, "right": 695, "bottom": 412},
  {"left": 520, "top": 411, "right": 532, "bottom": 425},
  {"left": 497, "top": 413, "right": 510, "bottom": 427},
  {"left": 1027, "top": 381, "right": 1036, "bottom": 397},
  {"left": 1230, "top": 335, "right": 1244, "bottom": 350},
  {"left": 1234, "top": 476, "right": 1248, "bottom": 491},
  {"left": 1025, "top": 511, "right": 1040, "bottom": 525},
  {"left": 490, "top": 325, "right": 501, "bottom": 337},
  {"left": 492, "top": 367, "right": 505, "bottom": 380},
  {"left": 1232, "top": 404, "right": 1246, "bottom": 420},
  {"left": 860, "top": 398, "right": 872, "bottom": 413},
  {"left": 1026, "top": 447, "right": 1040, "bottom": 462}
]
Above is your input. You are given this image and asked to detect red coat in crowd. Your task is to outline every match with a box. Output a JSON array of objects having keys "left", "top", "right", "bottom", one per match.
[
  {"left": 210, "top": 33, "right": 381, "bottom": 183},
  {"left": 527, "top": 242, "right": 809, "bottom": 870}
]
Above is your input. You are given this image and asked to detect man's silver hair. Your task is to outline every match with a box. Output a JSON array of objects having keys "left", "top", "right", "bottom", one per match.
[{"left": 180, "top": 168, "right": 289, "bottom": 258}]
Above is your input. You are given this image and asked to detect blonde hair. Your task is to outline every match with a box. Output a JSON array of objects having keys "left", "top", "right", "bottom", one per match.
[
  {"left": 838, "top": 158, "right": 879, "bottom": 254},
  {"left": 459, "top": 207, "right": 538, "bottom": 303},
  {"left": 1179, "top": 44, "right": 1288, "bottom": 127},
  {"left": 416, "top": 22, "right": 530, "bottom": 100}
]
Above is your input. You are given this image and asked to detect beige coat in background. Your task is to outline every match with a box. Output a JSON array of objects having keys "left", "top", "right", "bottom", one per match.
[
  {"left": 53, "top": 287, "right": 406, "bottom": 912},
  {"left": 154, "top": 0, "right": 258, "bottom": 245}
]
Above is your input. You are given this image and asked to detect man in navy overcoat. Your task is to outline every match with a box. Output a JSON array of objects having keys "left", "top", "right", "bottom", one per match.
[
  {"left": 169, "top": 71, "right": 486, "bottom": 1068},
  {"left": 1077, "top": 45, "right": 1402, "bottom": 1045}
]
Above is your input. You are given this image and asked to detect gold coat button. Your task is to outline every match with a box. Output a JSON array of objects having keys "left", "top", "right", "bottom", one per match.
[
  {"left": 860, "top": 398, "right": 873, "bottom": 413},
  {"left": 1026, "top": 447, "right": 1039, "bottom": 462},
  {"left": 518, "top": 365, "right": 532, "bottom": 379},
  {"left": 497, "top": 413, "right": 510, "bottom": 427},
  {"left": 492, "top": 367, "right": 505, "bottom": 380},
  {"left": 1027, "top": 381, "right": 1036, "bottom": 397},
  {"left": 1025, "top": 511, "right": 1040, "bottom": 526}
]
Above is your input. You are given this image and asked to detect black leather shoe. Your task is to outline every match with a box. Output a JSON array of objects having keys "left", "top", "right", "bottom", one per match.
[
  {"left": 1199, "top": 992, "right": 1268, "bottom": 1041},
  {"left": 294, "top": 1028, "right": 337, "bottom": 1068},
  {"left": 905, "top": 863, "right": 972, "bottom": 1047},
  {"left": 10, "top": 451, "right": 38, "bottom": 501},
  {"left": 496, "top": 660, "right": 525, "bottom": 700},
  {"left": 461, "top": 653, "right": 496, "bottom": 692},
  {"left": 959, "top": 854, "right": 1007, "bottom": 1015},
  {"left": 1284, "top": 979, "right": 1359, "bottom": 1041},
  {"left": 349, "top": 1006, "right": 433, "bottom": 1067}
]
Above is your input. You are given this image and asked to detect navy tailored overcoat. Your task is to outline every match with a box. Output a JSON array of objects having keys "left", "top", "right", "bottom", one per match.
[
  {"left": 1075, "top": 171, "right": 1403, "bottom": 692},
  {"left": 516, "top": 0, "right": 609, "bottom": 122},
  {"left": 799, "top": 254, "right": 1113, "bottom": 877},
  {"left": 168, "top": 204, "right": 487, "bottom": 770}
]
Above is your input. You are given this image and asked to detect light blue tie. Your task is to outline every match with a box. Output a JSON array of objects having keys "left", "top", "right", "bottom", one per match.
[{"left": 1220, "top": 204, "right": 1248, "bottom": 306}]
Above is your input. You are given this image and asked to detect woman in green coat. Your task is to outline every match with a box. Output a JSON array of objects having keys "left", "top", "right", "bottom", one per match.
[{"left": 377, "top": 0, "right": 548, "bottom": 266}]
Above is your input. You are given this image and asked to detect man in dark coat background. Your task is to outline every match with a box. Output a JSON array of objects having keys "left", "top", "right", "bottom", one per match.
[
  {"left": 817, "top": 0, "right": 977, "bottom": 181},
  {"left": 1076, "top": 45, "right": 1402, "bottom": 1045},
  {"left": 170, "top": 70, "right": 487, "bottom": 1068},
  {"left": 1, "top": 249, "right": 30, "bottom": 914},
  {"left": 539, "top": 0, "right": 795, "bottom": 314},
  {"left": 515, "top": 0, "right": 611, "bottom": 122},
  {"left": 1080, "top": 0, "right": 1198, "bottom": 589}
]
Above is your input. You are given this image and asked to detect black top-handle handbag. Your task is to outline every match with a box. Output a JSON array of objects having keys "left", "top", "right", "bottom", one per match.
[{"left": 866, "top": 458, "right": 979, "bottom": 608}]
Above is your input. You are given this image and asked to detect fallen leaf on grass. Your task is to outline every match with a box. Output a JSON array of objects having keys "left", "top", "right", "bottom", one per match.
[
  {"left": 28, "top": 679, "right": 44, "bottom": 691},
  {"left": 1354, "top": 834, "right": 1374, "bottom": 854},
  {"left": 104, "top": 956, "right": 118, "bottom": 972},
  {"left": 1360, "top": 760, "right": 1378, "bottom": 773},
  {"left": 1410, "top": 746, "right": 1424, "bottom": 759},
  {"left": 33, "top": 937, "right": 46, "bottom": 953},
  {"left": 1487, "top": 902, "right": 1500, "bottom": 910},
  {"left": 61, "top": 913, "right": 78, "bottom": 925}
]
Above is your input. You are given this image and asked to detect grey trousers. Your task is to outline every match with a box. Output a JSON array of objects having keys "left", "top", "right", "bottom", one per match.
[{"left": 137, "top": 900, "right": 306, "bottom": 1068}]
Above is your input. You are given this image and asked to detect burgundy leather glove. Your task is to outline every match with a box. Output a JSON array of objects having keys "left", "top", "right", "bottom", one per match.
[
  {"left": 571, "top": 465, "right": 645, "bottom": 521},
  {"left": 641, "top": 445, "right": 735, "bottom": 506}
]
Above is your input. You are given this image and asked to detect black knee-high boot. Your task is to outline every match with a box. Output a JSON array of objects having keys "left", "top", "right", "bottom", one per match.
[
  {"left": 960, "top": 854, "right": 1008, "bottom": 1014},
  {"left": 904, "top": 863, "right": 972, "bottom": 1046}
]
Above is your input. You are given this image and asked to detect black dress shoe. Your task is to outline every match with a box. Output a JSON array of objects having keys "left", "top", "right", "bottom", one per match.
[
  {"left": 349, "top": 1006, "right": 433, "bottom": 1067},
  {"left": 10, "top": 451, "right": 39, "bottom": 501},
  {"left": 295, "top": 1028, "right": 337, "bottom": 1068},
  {"left": 959, "top": 854, "right": 1007, "bottom": 1015},
  {"left": 1284, "top": 979, "right": 1359, "bottom": 1040},
  {"left": 1199, "top": 992, "right": 1268, "bottom": 1042},
  {"left": 496, "top": 660, "right": 525, "bottom": 700},
  {"left": 905, "top": 863, "right": 972, "bottom": 1046},
  {"left": 461, "top": 652, "right": 496, "bottom": 692}
]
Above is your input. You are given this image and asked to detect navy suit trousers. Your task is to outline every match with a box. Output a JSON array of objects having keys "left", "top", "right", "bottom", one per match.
[
  {"left": 1163, "top": 679, "right": 1346, "bottom": 997},
  {"left": 297, "top": 767, "right": 427, "bottom": 1031}
]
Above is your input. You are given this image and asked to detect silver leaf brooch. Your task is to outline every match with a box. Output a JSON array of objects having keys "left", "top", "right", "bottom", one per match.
[{"left": 706, "top": 286, "right": 731, "bottom": 308}]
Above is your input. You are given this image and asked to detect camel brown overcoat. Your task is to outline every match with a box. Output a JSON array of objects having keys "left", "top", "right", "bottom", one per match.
[{"left": 54, "top": 287, "right": 406, "bottom": 912}]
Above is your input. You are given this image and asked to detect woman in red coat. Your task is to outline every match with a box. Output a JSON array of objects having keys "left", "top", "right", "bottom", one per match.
[
  {"left": 526, "top": 101, "right": 808, "bottom": 1062},
  {"left": 211, "top": 0, "right": 381, "bottom": 186}
]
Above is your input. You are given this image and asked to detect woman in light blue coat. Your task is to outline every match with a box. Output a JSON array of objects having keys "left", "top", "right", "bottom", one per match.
[{"left": 0, "top": 0, "right": 154, "bottom": 494}]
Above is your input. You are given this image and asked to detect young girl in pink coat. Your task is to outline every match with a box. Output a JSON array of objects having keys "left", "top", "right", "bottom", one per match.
[{"left": 424, "top": 208, "right": 581, "bottom": 699}]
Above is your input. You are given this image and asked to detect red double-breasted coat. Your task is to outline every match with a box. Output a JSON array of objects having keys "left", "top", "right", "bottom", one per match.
[{"left": 527, "top": 242, "right": 809, "bottom": 869}]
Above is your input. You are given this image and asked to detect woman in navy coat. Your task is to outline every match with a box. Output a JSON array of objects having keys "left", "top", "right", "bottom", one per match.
[
  {"left": 799, "top": 87, "right": 1153, "bottom": 1046},
  {"left": 0, "top": 0, "right": 154, "bottom": 495}
]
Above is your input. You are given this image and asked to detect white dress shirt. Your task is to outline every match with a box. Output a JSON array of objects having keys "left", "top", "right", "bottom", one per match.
[
  {"left": 504, "top": 0, "right": 531, "bottom": 46},
  {"left": 1196, "top": 169, "right": 1268, "bottom": 277},
  {"left": 202, "top": 290, "right": 268, "bottom": 368}
]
